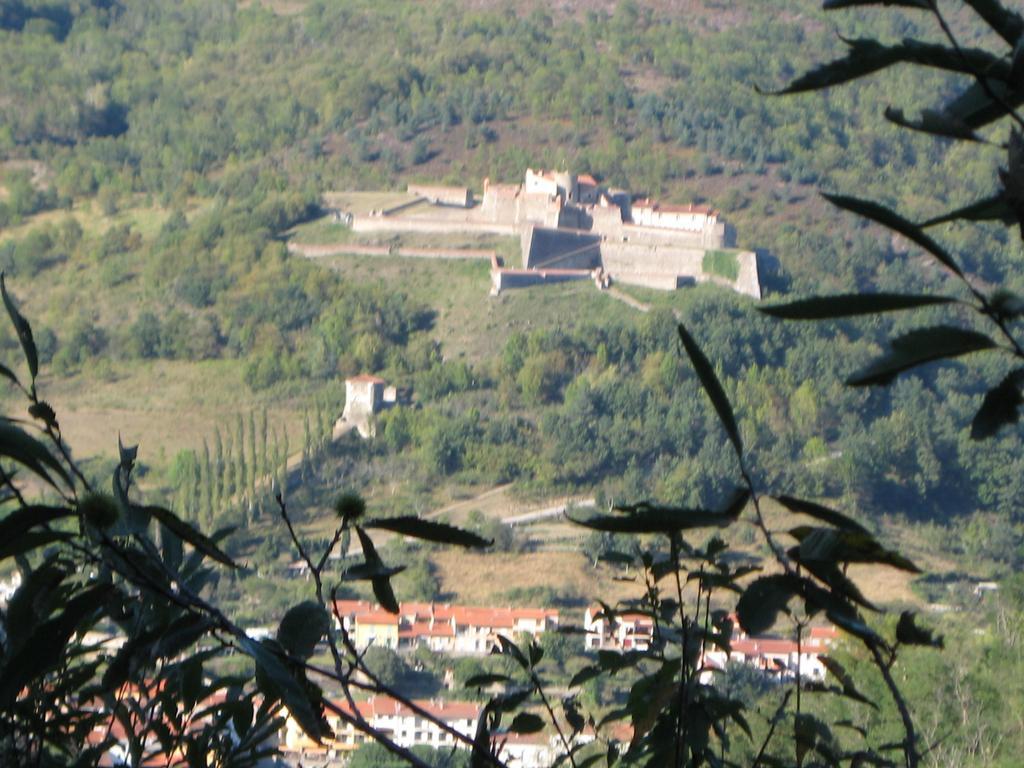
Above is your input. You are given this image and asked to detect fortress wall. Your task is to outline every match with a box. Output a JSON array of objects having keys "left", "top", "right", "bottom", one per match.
[
  {"left": 612, "top": 273, "right": 685, "bottom": 290},
  {"left": 734, "top": 250, "right": 761, "bottom": 299},
  {"left": 601, "top": 243, "right": 705, "bottom": 277},
  {"left": 491, "top": 268, "right": 591, "bottom": 294},
  {"left": 351, "top": 215, "right": 516, "bottom": 236},
  {"left": 525, "top": 228, "right": 602, "bottom": 270},
  {"left": 288, "top": 242, "right": 390, "bottom": 258},
  {"left": 393, "top": 247, "right": 495, "bottom": 260},
  {"left": 618, "top": 225, "right": 709, "bottom": 249}
]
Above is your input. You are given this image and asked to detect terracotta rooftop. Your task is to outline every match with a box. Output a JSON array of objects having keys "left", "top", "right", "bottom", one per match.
[{"left": 347, "top": 374, "right": 386, "bottom": 384}]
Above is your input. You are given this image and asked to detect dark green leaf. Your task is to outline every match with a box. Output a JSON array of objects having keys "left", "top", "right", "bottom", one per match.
[
  {"left": 818, "top": 657, "right": 878, "bottom": 709},
  {"left": 823, "top": 0, "right": 929, "bottom": 10},
  {"left": 627, "top": 659, "right": 680, "bottom": 746},
  {"left": 0, "top": 504, "right": 75, "bottom": 543},
  {"left": 678, "top": 324, "right": 742, "bottom": 459},
  {"left": 371, "top": 575, "right": 400, "bottom": 615},
  {"left": 825, "top": 609, "right": 884, "bottom": 645},
  {"left": 508, "top": 712, "right": 545, "bottom": 734},
  {"left": 823, "top": 194, "right": 964, "bottom": 278},
  {"left": 241, "top": 636, "right": 326, "bottom": 742},
  {"left": 342, "top": 561, "right": 406, "bottom": 580},
  {"left": 760, "top": 293, "right": 957, "bottom": 320},
  {"left": 0, "top": 530, "right": 73, "bottom": 561},
  {"left": 569, "top": 666, "right": 602, "bottom": 688},
  {"left": 278, "top": 601, "right": 331, "bottom": 660},
  {"left": 771, "top": 39, "right": 1006, "bottom": 97},
  {"left": 493, "top": 634, "right": 529, "bottom": 670},
  {"left": 0, "top": 584, "right": 112, "bottom": 706},
  {"left": 964, "top": 0, "right": 1024, "bottom": 45},
  {"left": 736, "top": 575, "right": 802, "bottom": 635},
  {"left": 971, "top": 369, "right": 1024, "bottom": 439},
  {"left": 0, "top": 362, "right": 21, "bottom": 389},
  {"left": 1, "top": 274, "right": 37, "bottom": 381},
  {"left": 144, "top": 505, "right": 238, "bottom": 569},
  {"left": 464, "top": 673, "right": 512, "bottom": 688},
  {"left": 570, "top": 489, "right": 748, "bottom": 534},
  {"left": 884, "top": 107, "right": 981, "bottom": 141},
  {"left": 0, "top": 418, "right": 72, "bottom": 491},
  {"left": 789, "top": 526, "right": 920, "bottom": 572},
  {"left": 364, "top": 516, "right": 493, "bottom": 548},
  {"left": 354, "top": 526, "right": 401, "bottom": 613},
  {"left": 942, "top": 79, "right": 1024, "bottom": 131},
  {"left": 847, "top": 326, "right": 996, "bottom": 386},
  {"left": 921, "top": 193, "right": 1016, "bottom": 227},
  {"left": 773, "top": 495, "right": 869, "bottom": 534},
  {"left": 896, "top": 611, "right": 944, "bottom": 648}
]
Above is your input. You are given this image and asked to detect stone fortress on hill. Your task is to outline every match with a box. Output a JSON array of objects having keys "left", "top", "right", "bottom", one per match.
[{"left": 336, "top": 168, "right": 760, "bottom": 299}]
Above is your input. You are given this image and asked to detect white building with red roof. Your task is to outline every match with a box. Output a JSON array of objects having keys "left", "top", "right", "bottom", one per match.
[
  {"left": 333, "top": 599, "right": 559, "bottom": 654},
  {"left": 583, "top": 605, "right": 655, "bottom": 652}
]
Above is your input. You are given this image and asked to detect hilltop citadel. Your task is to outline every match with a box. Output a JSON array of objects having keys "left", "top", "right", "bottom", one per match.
[{"left": 325, "top": 169, "right": 760, "bottom": 299}]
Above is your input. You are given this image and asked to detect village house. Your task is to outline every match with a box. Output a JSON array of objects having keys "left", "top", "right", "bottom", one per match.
[
  {"left": 699, "top": 623, "right": 838, "bottom": 683},
  {"left": 281, "top": 694, "right": 481, "bottom": 762},
  {"left": 334, "top": 599, "right": 560, "bottom": 654},
  {"left": 582, "top": 605, "right": 655, "bottom": 652}
]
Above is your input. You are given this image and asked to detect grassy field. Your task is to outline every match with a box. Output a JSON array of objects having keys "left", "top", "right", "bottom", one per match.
[{"left": 308, "top": 250, "right": 642, "bottom": 364}]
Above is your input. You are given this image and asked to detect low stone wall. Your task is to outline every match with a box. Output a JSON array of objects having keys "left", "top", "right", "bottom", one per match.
[
  {"left": 351, "top": 215, "right": 517, "bottom": 237},
  {"left": 491, "top": 268, "right": 591, "bottom": 294},
  {"left": 393, "top": 247, "right": 494, "bottom": 260},
  {"left": 287, "top": 242, "right": 390, "bottom": 258}
]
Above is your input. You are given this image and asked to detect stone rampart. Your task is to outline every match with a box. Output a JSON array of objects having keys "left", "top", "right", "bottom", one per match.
[
  {"left": 287, "top": 242, "right": 390, "bottom": 258},
  {"left": 351, "top": 215, "right": 516, "bottom": 237},
  {"left": 491, "top": 268, "right": 592, "bottom": 294},
  {"left": 601, "top": 243, "right": 705, "bottom": 277}
]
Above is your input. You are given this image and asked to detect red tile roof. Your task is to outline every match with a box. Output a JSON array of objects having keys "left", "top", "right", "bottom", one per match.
[{"left": 347, "top": 374, "right": 386, "bottom": 384}]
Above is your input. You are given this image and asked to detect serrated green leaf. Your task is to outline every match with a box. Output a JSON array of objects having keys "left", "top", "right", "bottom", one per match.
[
  {"left": 964, "top": 0, "right": 1024, "bottom": 45},
  {"left": 760, "top": 293, "right": 957, "bottom": 320},
  {"left": 772, "top": 38, "right": 1005, "bottom": 97},
  {"left": 773, "top": 495, "right": 869, "bottom": 534},
  {"left": 789, "top": 527, "right": 920, "bottom": 572},
  {"left": 464, "top": 673, "right": 512, "bottom": 688},
  {"left": 0, "top": 362, "right": 21, "bottom": 389},
  {"left": 823, "top": 0, "right": 929, "bottom": 9},
  {"left": 0, "top": 419, "right": 72, "bottom": 491},
  {"left": 971, "top": 369, "right": 1024, "bottom": 439},
  {"left": 0, "top": 530, "right": 73, "bottom": 561},
  {"left": 847, "top": 326, "right": 996, "bottom": 386},
  {"left": 508, "top": 712, "right": 546, "bottom": 734},
  {"left": 241, "top": 636, "right": 327, "bottom": 742},
  {"left": 1, "top": 274, "right": 37, "bottom": 381},
  {"left": 818, "top": 657, "right": 877, "bottom": 709},
  {"left": 363, "top": 516, "right": 492, "bottom": 548},
  {"left": 736, "top": 575, "right": 802, "bottom": 635},
  {"left": 884, "top": 106, "right": 981, "bottom": 141},
  {"left": 277, "top": 601, "right": 331, "bottom": 660},
  {"left": 0, "top": 583, "right": 111, "bottom": 706},
  {"left": 896, "top": 611, "right": 944, "bottom": 648},
  {"left": 678, "top": 324, "right": 742, "bottom": 459},
  {"left": 493, "top": 633, "right": 529, "bottom": 670},
  {"left": 824, "top": 194, "right": 965, "bottom": 278},
  {"left": 0, "top": 505, "right": 75, "bottom": 543},
  {"left": 569, "top": 488, "right": 748, "bottom": 534},
  {"left": 921, "top": 193, "right": 1016, "bottom": 227},
  {"left": 354, "top": 526, "right": 401, "bottom": 613},
  {"left": 144, "top": 505, "right": 238, "bottom": 569}
]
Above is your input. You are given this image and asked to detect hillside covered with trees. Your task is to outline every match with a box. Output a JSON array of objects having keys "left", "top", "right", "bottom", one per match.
[{"left": 2, "top": 0, "right": 1024, "bottom": 765}]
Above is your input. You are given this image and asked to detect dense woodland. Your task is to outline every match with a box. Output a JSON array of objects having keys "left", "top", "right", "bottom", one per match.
[{"left": 2, "top": 0, "right": 1024, "bottom": 764}]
